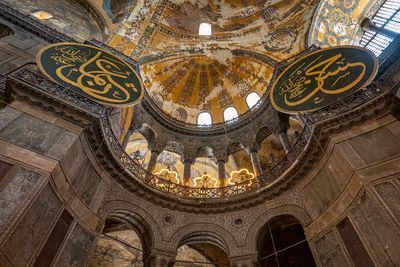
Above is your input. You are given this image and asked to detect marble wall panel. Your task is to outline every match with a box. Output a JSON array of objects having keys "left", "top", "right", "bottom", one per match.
[
  {"left": 314, "top": 230, "right": 351, "bottom": 267},
  {"left": 0, "top": 113, "right": 64, "bottom": 155},
  {"left": 374, "top": 181, "right": 400, "bottom": 221},
  {"left": 0, "top": 166, "right": 41, "bottom": 232},
  {"left": 33, "top": 209, "right": 74, "bottom": 267},
  {"left": 1, "top": 183, "right": 61, "bottom": 266},
  {"left": 46, "top": 130, "right": 77, "bottom": 160},
  {"left": 0, "top": 107, "right": 21, "bottom": 132},
  {"left": 59, "top": 137, "right": 88, "bottom": 182},
  {"left": 303, "top": 165, "right": 345, "bottom": 218},
  {"left": 0, "top": 160, "right": 12, "bottom": 181},
  {"left": 71, "top": 159, "right": 102, "bottom": 208},
  {"left": 348, "top": 127, "right": 400, "bottom": 165},
  {"left": 353, "top": 192, "right": 400, "bottom": 265},
  {"left": 55, "top": 223, "right": 96, "bottom": 267},
  {"left": 336, "top": 217, "right": 374, "bottom": 267},
  {"left": 350, "top": 198, "right": 397, "bottom": 267}
]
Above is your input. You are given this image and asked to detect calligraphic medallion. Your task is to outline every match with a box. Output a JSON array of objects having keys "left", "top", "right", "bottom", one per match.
[
  {"left": 270, "top": 46, "right": 378, "bottom": 113},
  {"left": 36, "top": 43, "right": 144, "bottom": 107}
]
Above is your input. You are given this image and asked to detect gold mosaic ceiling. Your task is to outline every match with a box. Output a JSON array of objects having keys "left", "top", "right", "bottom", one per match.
[
  {"left": 141, "top": 53, "right": 273, "bottom": 123},
  {"left": 106, "top": 0, "right": 320, "bottom": 123}
]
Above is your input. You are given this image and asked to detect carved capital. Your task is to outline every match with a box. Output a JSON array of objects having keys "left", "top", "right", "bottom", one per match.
[
  {"left": 229, "top": 252, "right": 258, "bottom": 267},
  {"left": 143, "top": 248, "right": 176, "bottom": 267}
]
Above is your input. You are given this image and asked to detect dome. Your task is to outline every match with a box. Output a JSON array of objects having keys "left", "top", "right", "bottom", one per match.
[
  {"left": 141, "top": 52, "right": 273, "bottom": 123},
  {"left": 107, "top": 0, "right": 318, "bottom": 123}
]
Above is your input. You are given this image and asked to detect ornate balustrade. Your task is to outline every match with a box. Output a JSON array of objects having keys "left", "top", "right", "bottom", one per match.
[
  {"left": 6, "top": 64, "right": 393, "bottom": 199},
  {"left": 101, "top": 112, "right": 314, "bottom": 198}
]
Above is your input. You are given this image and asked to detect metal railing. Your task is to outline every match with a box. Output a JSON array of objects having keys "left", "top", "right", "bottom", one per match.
[
  {"left": 101, "top": 112, "right": 314, "bottom": 198},
  {"left": 8, "top": 65, "right": 391, "bottom": 199}
]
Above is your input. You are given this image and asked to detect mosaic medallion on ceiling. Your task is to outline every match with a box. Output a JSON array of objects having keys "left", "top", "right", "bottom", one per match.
[
  {"left": 108, "top": 0, "right": 319, "bottom": 62},
  {"left": 308, "top": 0, "right": 384, "bottom": 47},
  {"left": 141, "top": 52, "right": 273, "bottom": 123}
]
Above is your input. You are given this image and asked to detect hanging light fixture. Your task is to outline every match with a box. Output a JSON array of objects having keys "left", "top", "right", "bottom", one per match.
[
  {"left": 194, "top": 159, "right": 218, "bottom": 188},
  {"left": 228, "top": 169, "right": 254, "bottom": 187},
  {"left": 154, "top": 151, "right": 180, "bottom": 188}
]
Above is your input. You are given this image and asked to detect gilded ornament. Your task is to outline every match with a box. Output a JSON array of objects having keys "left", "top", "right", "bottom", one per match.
[
  {"left": 37, "top": 43, "right": 144, "bottom": 107},
  {"left": 269, "top": 46, "right": 378, "bottom": 113}
]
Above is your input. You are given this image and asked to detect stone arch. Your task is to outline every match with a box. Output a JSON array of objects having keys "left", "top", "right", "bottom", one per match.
[
  {"left": 138, "top": 124, "right": 156, "bottom": 146},
  {"left": 256, "top": 213, "right": 316, "bottom": 266},
  {"left": 99, "top": 200, "right": 164, "bottom": 251},
  {"left": 165, "top": 141, "right": 184, "bottom": 158},
  {"left": 75, "top": 0, "right": 111, "bottom": 40},
  {"left": 255, "top": 126, "right": 271, "bottom": 144},
  {"left": 196, "top": 145, "right": 214, "bottom": 158},
  {"left": 170, "top": 223, "right": 238, "bottom": 255},
  {"left": 245, "top": 204, "right": 312, "bottom": 251},
  {"left": 226, "top": 141, "right": 245, "bottom": 156},
  {"left": 0, "top": 23, "right": 14, "bottom": 38}
]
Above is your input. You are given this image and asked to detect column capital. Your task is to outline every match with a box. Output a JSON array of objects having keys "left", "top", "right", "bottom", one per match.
[
  {"left": 247, "top": 142, "right": 260, "bottom": 153},
  {"left": 229, "top": 252, "right": 258, "bottom": 267},
  {"left": 143, "top": 248, "right": 176, "bottom": 267},
  {"left": 149, "top": 141, "right": 165, "bottom": 154},
  {"left": 182, "top": 150, "right": 196, "bottom": 164}
]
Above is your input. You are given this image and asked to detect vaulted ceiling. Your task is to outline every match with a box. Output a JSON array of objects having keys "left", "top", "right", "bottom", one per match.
[
  {"left": 9, "top": 0, "right": 381, "bottom": 123},
  {"left": 106, "top": 0, "right": 320, "bottom": 123}
]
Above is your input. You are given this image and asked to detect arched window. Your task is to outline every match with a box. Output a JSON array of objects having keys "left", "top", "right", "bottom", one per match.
[
  {"left": 246, "top": 92, "right": 261, "bottom": 109},
  {"left": 197, "top": 112, "right": 212, "bottom": 126},
  {"left": 199, "top": 23, "right": 212, "bottom": 36},
  {"left": 360, "top": 1, "right": 400, "bottom": 57},
  {"left": 223, "top": 107, "right": 239, "bottom": 122}
]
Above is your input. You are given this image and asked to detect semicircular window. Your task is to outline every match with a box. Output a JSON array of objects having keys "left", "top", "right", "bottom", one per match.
[
  {"left": 246, "top": 92, "right": 261, "bottom": 109},
  {"left": 223, "top": 107, "right": 239, "bottom": 122},
  {"left": 360, "top": 0, "right": 400, "bottom": 57},
  {"left": 197, "top": 112, "right": 212, "bottom": 126}
]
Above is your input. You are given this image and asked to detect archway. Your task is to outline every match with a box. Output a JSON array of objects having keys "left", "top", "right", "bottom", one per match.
[
  {"left": 88, "top": 218, "right": 145, "bottom": 267},
  {"left": 125, "top": 131, "right": 150, "bottom": 169},
  {"left": 175, "top": 243, "right": 229, "bottom": 267},
  {"left": 257, "top": 215, "right": 316, "bottom": 267}
]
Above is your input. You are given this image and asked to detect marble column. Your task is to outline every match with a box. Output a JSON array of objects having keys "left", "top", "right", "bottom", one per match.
[
  {"left": 279, "top": 131, "right": 291, "bottom": 154},
  {"left": 147, "top": 150, "right": 159, "bottom": 173},
  {"left": 217, "top": 160, "right": 227, "bottom": 187},
  {"left": 249, "top": 149, "right": 262, "bottom": 177},
  {"left": 121, "top": 127, "right": 134, "bottom": 149},
  {"left": 183, "top": 160, "right": 192, "bottom": 186}
]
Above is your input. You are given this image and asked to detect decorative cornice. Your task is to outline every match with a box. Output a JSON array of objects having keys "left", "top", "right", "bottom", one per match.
[{"left": 5, "top": 66, "right": 104, "bottom": 127}]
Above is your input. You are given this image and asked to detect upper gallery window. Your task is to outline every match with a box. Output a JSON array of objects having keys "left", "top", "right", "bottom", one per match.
[
  {"left": 197, "top": 112, "right": 212, "bottom": 126},
  {"left": 223, "top": 107, "right": 239, "bottom": 122},
  {"left": 199, "top": 23, "right": 212, "bottom": 36},
  {"left": 360, "top": 0, "right": 400, "bottom": 56},
  {"left": 246, "top": 92, "right": 261, "bottom": 109}
]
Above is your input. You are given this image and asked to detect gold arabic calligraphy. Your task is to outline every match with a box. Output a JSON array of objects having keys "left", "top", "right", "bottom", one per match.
[
  {"left": 51, "top": 46, "right": 138, "bottom": 104},
  {"left": 279, "top": 53, "right": 366, "bottom": 107}
]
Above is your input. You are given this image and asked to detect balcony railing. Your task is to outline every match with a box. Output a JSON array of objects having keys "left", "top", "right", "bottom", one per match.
[{"left": 7, "top": 65, "right": 391, "bottom": 198}]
